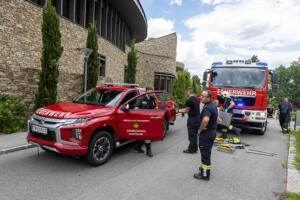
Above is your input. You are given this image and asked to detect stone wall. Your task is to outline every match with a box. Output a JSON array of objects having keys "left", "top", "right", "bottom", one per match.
[
  {"left": 0, "top": 0, "right": 129, "bottom": 111},
  {"left": 135, "top": 33, "right": 178, "bottom": 88}
]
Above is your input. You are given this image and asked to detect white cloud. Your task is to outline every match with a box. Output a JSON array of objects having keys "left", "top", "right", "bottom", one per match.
[
  {"left": 147, "top": 18, "right": 175, "bottom": 38},
  {"left": 169, "top": 0, "right": 182, "bottom": 6},
  {"left": 177, "top": 0, "right": 300, "bottom": 77}
]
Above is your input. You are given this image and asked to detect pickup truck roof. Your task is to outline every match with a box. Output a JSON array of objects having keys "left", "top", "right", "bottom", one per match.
[{"left": 94, "top": 86, "right": 146, "bottom": 93}]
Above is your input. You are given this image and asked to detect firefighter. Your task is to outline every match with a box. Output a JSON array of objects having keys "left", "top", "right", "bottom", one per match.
[
  {"left": 179, "top": 88, "right": 201, "bottom": 154},
  {"left": 278, "top": 97, "right": 293, "bottom": 134},
  {"left": 194, "top": 90, "right": 218, "bottom": 181},
  {"left": 133, "top": 87, "right": 157, "bottom": 157},
  {"left": 219, "top": 91, "right": 235, "bottom": 138}
]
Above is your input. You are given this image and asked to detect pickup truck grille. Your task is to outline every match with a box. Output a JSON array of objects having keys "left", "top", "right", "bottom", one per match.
[
  {"left": 29, "top": 128, "right": 56, "bottom": 142},
  {"left": 233, "top": 113, "right": 244, "bottom": 118}
]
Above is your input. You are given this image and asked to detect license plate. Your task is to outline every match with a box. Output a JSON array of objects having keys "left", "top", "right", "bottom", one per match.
[
  {"left": 233, "top": 109, "right": 243, "bottom": 114},
  {"left": 32, "top": 125, "right": 47, "bottom": 135}
]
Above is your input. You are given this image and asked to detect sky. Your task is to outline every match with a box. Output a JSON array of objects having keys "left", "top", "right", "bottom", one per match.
[{"left": 140, "top": 0, "right": 300, "bottom": 77}]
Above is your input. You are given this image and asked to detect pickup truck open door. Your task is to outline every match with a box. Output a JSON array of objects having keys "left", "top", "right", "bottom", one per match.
[{"left": 117, "top": 91, "right": 167, "bottom": 141}]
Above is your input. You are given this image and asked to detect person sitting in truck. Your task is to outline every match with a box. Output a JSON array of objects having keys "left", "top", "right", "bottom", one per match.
[{"left": 133, "top": 86, "right": 156, "bottom": 157}]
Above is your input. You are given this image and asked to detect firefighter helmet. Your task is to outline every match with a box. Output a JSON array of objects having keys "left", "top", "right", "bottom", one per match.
[{"left": 222, "top": 91, "right": 230, "bottom": 98}]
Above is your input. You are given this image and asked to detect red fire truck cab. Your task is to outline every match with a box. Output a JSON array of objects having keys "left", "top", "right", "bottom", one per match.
[
  {"left": 27, "top": 83, "right": 177, "bottom": 166},
  {"left": 202, "top": 60, "right": 278, "bottom": 135}
]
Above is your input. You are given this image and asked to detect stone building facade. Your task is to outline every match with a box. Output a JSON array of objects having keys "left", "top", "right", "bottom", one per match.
[
  {"left": 0, "top": 0, "right": 183, "bottom": 111},
  {"left": 135, "top": 33, "right": 180, "bottom": 93}
]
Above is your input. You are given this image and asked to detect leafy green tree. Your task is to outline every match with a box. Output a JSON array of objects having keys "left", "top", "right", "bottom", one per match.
[
  {"left": 172, "top": 70, "right": 192, "bottom": 108},
  {"left": 192, "top": 75, "right": 202, "bottom": 95},
  {"left": 273, "top": 59, "right": 300, "bottom": 103},
  {"left": 126, "top": 39, "right": 138, "bottom": 83},
  {"left": 34, "top": 0, "right": 63, "bottom": 110},
  {"left": 250, "top": 55, "right": 260, "bottom": 62},
  {"left": 86, "top": 23, "right": 99, "bottom": 91}
]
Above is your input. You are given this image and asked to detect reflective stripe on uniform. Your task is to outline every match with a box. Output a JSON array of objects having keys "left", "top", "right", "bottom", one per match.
[
  {"left": 228, "top": 125, "right": 233, "bottom": 130},
  {"left": 145, "top": 140, "right": 151, "bottom": 143},
  {"left": 222, "top": 128, "right": 228, "bottom": 133},
  {"left": 202, "top": 164, "right": 211, "bottom": 170}
]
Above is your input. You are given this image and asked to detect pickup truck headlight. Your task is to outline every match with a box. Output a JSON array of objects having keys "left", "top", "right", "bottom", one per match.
[{"left": 65, "top": 118, "right": 92, "bottom": 125}]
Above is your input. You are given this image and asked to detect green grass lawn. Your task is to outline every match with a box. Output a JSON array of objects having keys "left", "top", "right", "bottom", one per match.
[
  {"left": 287, "top": 192, "right": 300, "bottom": 200},
  {"left": 292, "top": 130, "right": 300, "bottom": 170}
]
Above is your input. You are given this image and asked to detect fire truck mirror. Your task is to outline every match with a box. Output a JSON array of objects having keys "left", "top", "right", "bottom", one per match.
[
  {"left": 203, "top": 71, "right": 208, "bottom": 82},
  {"left": 271, "top": 73, "right": 278, "bottom": 90}
]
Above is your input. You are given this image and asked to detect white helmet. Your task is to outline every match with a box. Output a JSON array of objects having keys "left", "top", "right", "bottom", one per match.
[{"left": 222, "top": 91, "right": 230, "bottom": 98}]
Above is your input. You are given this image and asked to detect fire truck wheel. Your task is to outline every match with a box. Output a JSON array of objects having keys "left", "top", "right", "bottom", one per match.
[
  {"left": 86, "top": 130, "right": 113, "bottom": 166},
  {"left": 163, "top": 118, "right": 168, "bottom": 138}
]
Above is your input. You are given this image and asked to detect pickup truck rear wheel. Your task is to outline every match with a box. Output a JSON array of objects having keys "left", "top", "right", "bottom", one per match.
[{"left": 86, "top": 131, "right": 113, "bottom": 166}]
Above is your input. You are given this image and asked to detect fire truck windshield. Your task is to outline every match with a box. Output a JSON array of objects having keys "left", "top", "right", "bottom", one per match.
[{"left": 211, "top": 67, "right": 267, "bottom": 89}]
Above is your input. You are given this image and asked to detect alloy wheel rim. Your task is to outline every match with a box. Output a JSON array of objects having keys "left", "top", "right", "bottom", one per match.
[{"left": 93, "top": 137, "right": 110, "bottom": 161}]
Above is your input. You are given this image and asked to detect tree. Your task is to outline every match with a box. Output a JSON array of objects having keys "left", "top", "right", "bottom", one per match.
[
  {"left": 172, "top": 70, "right": 192, "bottom": 108},
  {"left": 250, "top": 55, "right": 260, "bottom": 62},
  {"left": 273, "top": 59, "right": 300, "bottom": 103},
  {"left": 34, "top": 0, "right": 63, "bottom": 110},
  {"left": 192, "top": 75, "right": 202, "bottom": 95},
  {"left": 86, "top": 23, "right": 99, "bottom": 91},
  {"left": 126, "top": 39, "right": 138, "bottom": 83}
]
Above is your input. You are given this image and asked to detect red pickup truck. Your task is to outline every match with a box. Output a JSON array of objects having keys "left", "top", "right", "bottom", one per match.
[{"left": 27, "top": 84, "right": 177, "bottom": 166}]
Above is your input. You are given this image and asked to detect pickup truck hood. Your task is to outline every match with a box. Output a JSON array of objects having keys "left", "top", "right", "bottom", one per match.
[{"left": 35, "top": 102, "right": 114, "bottom": 119}]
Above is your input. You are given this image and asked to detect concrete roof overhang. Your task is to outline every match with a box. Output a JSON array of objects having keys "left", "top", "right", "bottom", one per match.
[{"left": 108, "top": 0, "right": 147, "bottom": 42}]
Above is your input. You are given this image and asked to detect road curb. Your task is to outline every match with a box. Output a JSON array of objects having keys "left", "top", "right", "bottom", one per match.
[{"left": 286, "top": 134, "right": 300, "bottom": 193}]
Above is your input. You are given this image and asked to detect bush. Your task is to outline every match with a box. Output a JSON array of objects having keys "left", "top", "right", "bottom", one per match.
[{"left": 0, "top": 95, "right": 27, "bottom": 134}]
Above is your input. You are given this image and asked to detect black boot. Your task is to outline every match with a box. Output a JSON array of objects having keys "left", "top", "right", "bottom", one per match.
[
  {"left": 134, "top": 142, "right": 144, "bottom": 153},
  {"left": 145, "top": 143, "right": 153, "bottom": 157},
  {"left": 231, "top": 126, "right": 241, "bottom": 135},
  {"left": 194, "top": 168, "right": 210, "bottom": 181}
]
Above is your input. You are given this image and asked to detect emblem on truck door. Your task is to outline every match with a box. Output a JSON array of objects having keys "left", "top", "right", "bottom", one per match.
[{"left": 133, "top": 122, "right": 139, "bottom": 129}]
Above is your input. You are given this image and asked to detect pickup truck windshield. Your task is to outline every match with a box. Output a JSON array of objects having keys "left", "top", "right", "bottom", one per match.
[
  {"left": 211, "top": 67, "right": 267, "bottom": 89},
  {"left": 73, "top": 89, "right": 124, "bottom": 106}
]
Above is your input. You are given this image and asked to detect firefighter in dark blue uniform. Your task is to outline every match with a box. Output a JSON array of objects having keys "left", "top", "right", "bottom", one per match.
[
  {"left": 278, "top": 97, "right": 293, "bottom": 134},
  {"left": 179, "top": 88, "right": 200, "bottom": 154},
  {"left": 133, "top": 87, "right": 157, "bottom": 157},
  {"left": 219, "top": 91, "right": 237, "bottom": 138},
  {"left": 194, "top": 90, "right": 218, "bottom": 181}
]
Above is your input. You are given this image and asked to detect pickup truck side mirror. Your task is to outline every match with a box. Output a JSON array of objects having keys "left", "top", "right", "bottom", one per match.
[{"left": 121, "top": 103, "right": 130, "bottom": 111}]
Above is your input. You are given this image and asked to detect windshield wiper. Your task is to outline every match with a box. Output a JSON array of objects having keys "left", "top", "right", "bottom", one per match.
[{"left": 236, "top": 86, "right": 256, "bottom": 90}]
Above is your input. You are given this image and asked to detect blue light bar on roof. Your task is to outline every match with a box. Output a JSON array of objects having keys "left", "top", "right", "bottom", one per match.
[
  {"left": 212, "top": 62, "right": 223, "bottom": 66},
  {"left": 256, "top": 62, "right": 268, "bottom": 66}
]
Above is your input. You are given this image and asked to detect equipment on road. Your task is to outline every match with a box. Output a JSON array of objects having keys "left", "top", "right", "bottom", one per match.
[
  {"left": 217, "top": 144, "right": 235, "bottom": 153},
  {"left": 246, "top": 149, "right": 277, "bottom": 156}
]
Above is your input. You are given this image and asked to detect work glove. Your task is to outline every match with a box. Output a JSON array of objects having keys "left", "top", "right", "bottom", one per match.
[{"left": 225, "top": 109, "right": 228, "bottom": 112}]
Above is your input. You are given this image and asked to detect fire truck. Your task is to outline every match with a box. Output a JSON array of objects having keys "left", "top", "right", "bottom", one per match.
[
  {"left": 202, "top": 60, "right": 278, "bottom": 135},
  {"left": 27, "top": 83, "right": 177, "bottom": 166}
]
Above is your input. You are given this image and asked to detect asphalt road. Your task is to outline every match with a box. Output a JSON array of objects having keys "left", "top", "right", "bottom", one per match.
[{"left": 0, "top": 116, "right": 288, "bottom": 200}]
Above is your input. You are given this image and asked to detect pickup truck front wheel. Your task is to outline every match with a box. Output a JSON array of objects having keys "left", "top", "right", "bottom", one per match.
[
  {"left": 163, "top": 118, "right": 168, "bottom": 138},
  {"left": 86, "top": 131, "right": 113, "bottom": 166}
]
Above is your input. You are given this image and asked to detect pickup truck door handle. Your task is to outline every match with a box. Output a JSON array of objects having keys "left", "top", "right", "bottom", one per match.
[{"left": 150, "top": 116, "right": 161, "bottom": 119}]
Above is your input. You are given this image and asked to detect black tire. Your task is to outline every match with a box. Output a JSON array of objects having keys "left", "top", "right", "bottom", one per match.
[
  {"left": 163, "top": 118, "right": 168, "bottom": 138},
  {"left": 86, "top": 131, "right": 113, "bottom": 166},
  {"left": 257, "top": 123, "right": 267, "bottom": 135}
]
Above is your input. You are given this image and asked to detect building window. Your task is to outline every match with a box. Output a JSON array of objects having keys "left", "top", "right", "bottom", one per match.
[
  {"left": 124, "top": 65, "right": 127, "bottom": 82},
  {"left": 75, "top": 0, "right": 85, "bottom": 26},
  {"left": 26, "top": 0, "right": 45, "bottom": 6},
  {"left": 176, "top": 67, "right": 183, "bottom": 72},
  {"left": 62, "top": 0, "right": 71, "bottom": 18},
  {"left": 154, "top": 72, "right": 175, "bottom": 93},
  {"left": 99, "top": 54, "right": 106, "bottom": 77}
]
